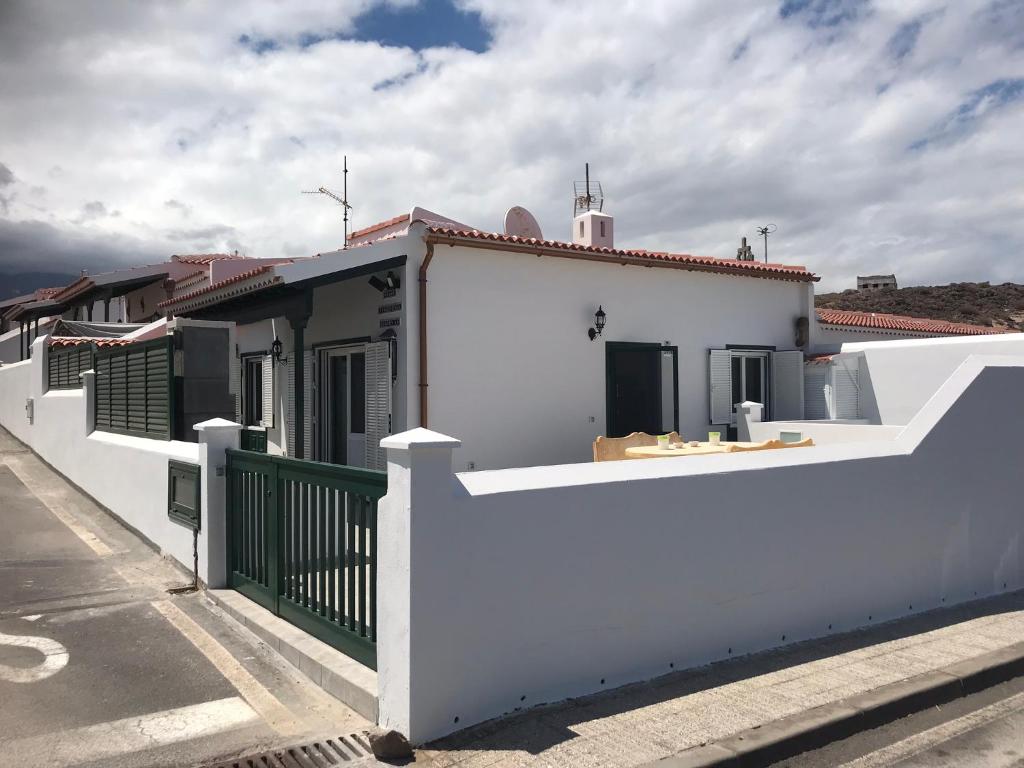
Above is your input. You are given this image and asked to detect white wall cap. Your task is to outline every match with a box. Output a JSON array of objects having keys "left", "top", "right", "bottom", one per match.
[
  {"left": 573, "top": 210, "right": 613, "bottom": 220},
  {"left": 194, "top": 417, "right": 243, "bottom": 432},
  {"left": 739, "top": 401, "right": 763, "bottom": 408},
  {"left": 381, "top": 427, "right": 462, "bottom": 450}
]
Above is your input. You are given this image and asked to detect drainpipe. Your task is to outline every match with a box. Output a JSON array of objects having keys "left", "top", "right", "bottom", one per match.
[
  {"left": 418, "top": 242, "right": 435, "bottom": 428},
  {"left": 19, "top": 320, "right": 25, "bottom": 361}
]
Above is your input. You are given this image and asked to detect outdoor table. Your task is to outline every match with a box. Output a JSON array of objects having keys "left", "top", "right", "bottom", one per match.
[{"left": 625, "top": 441, "right": 758, "bottom": 459}]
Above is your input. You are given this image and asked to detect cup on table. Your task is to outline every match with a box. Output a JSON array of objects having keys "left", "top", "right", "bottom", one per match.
[
  {"left": 657, "top": 434, "right": 671, "bottom": 450},
  {"left": 708, "top": 432, "right": 721, "bottom": 446}
]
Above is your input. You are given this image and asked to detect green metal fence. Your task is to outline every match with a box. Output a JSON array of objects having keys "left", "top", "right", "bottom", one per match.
[
  {"left": 94, "top": 336, "right": 175, "bottom": 441},
  {"left": 226, "top": 450, "right": 385, "bottom": 669},
  {"left": 48, "top": 344, "right": 95, "bottom": 390}
]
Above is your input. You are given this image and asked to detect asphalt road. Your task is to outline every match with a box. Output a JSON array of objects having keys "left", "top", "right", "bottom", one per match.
[
  {"left": 0, "top": 427, "right": 371, "bottom": 768},
  {"left": 772, "top": 675, "right": 1024, "bottom": 767}
]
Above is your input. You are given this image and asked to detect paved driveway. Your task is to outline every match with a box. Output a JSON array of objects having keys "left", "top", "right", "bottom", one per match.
[{"left": 0, "top": 427, "right": 370, "bottom": 768}]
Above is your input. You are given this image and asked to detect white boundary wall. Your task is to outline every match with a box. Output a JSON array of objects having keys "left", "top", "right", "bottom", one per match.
[
  {"left": 844, "top": 333, "right": 1024, "bottom": 425},
  {"left": 0, "top": 337, "right": 238, "bottom": 585},
  {"left": 378, "top": 355, "right": 1024, "bottom": 742}
]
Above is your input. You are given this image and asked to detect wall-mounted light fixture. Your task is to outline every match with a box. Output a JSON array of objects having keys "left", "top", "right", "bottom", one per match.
[
  {"left": 588, "top": 306, "right": 607, "bottom": 341},
  {"left": 270, "top": 336, "right": 288, "bottom": 366},
  {"left": 368, "top": 271, "right": 401, "bottom": 293}
]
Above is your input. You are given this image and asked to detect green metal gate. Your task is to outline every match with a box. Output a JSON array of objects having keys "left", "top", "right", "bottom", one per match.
[{"left": 226, "top": 449, "right": 385, "bottom": 669}]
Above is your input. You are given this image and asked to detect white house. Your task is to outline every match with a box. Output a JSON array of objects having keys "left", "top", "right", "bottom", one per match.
[{"left": 159, "top": 205, "right": 825, "bottom": 471}]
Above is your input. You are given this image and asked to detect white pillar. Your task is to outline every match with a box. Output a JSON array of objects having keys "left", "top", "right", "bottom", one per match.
[
  {"left": 736, "top": 400, "right": 764, "bottom": 442},
  {"left": 80, "top": 370, "right": 96, "bottom": 435},
  {"left": 195, "top": 417, "right": 242, "bottom": 588},
  {"left": 377, "top": 427, "right": 461, "bottom": 743},
  {"left": 30, "top": 335, "right": 47, "bottom": 400}
]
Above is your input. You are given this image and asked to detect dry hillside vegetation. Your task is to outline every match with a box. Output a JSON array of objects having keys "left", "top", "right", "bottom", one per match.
[{"left": 816, "top": 282, "right": 1024, "bottom": 331}]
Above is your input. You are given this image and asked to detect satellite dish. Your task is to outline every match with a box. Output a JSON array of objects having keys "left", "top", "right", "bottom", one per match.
[{"left": 503, "top": 206, "right": 543, "bottom": 240}]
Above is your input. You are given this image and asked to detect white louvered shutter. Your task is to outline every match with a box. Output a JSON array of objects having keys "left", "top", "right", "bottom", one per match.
[
  {"left": 771, "top": 351, "right": 805, "bottom": 421},
  {"left": 286, "top": 358, "right": 295, "bottom": 455},
  {"left": 303, "top": 350, "right": 314, "bottom": 460},
  {"left": 803, "top": 364, "right": 830, "bottom": 420},
  {"left": 260, "top": 355, "right": 274, "bottom": 428},
  {"left": 833, "top": 357, "right": 861, "bottom": 419},
  {"left": 364, "top": 341, "right": 392, "bottom": 471},
  {"left": 230, "top": 351, "right": 241, "bottom": 423},
  {"left": 709, "top": 349, "right": 733, "bottom": 425}
]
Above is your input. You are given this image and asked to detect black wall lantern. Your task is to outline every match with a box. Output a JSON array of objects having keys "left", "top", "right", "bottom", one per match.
[
  {"left": 588, "top": 306, "right": 607, "bottom": 341},
  {"left": 270, "top": 336, "right": 288, "bottom": 365}
]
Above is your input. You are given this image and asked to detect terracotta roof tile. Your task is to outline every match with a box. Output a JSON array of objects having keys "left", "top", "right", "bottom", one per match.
[
  {"left": 424, "top": 226, "right": 819, "bottom": 283},
  {"left": 48, "top": 337, "right": 136, "bottom": 348},
  {"left": 349, "top": 213, "right": 410, "bottom": 240},
  {"left": 171, "top": 253, "right": 253, "bottom": 265},
  {"left": 158, "top": 265, "right": 280, "bottom": 310},
  {"left": 816, "top": 308, "right": 1014, "bottom": 336}
]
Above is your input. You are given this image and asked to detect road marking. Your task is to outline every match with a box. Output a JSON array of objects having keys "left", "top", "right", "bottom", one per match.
[
  {"left": 0, "top": 696, "right": 257, "bottom": 767},
  {"left": 842, "top": 690, "right": 1024, "bottom": 767},
  {"left": 152, "top": 600, "right": 304, "bottom": 735},
  {"left": 0, "top": 630, "right": 68, "bottom": 683},
  {"left": 2, "top": 454, "right": 113, "bottom": 557}
]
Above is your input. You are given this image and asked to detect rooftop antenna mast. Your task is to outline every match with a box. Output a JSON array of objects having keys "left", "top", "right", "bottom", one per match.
[
  {"left": 303, "top": 155, "right": 353, "bottom": 248},
  {"left": 573, "top": 162, "right": 604, "bottom": 217},
  {"left": 756, "top": 223, "right": 777, "bottom": 263}
]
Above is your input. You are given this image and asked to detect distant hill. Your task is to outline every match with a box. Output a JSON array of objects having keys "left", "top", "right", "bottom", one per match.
[
  {"left": 0, "top": 272, "right": 76, "bottom": 300},
  {"left": 815, "top": 282, "right": 1024, "bottom": 332}
]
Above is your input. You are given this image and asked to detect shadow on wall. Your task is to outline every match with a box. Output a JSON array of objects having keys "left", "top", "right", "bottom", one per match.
[{"left": 426, "top": 591, "right": 1024, "bottom": 755}]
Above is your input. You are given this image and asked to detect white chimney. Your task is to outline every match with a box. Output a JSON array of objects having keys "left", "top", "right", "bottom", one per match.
[{"left": 573, "top": 210, "right": 614, "bottom": 249}]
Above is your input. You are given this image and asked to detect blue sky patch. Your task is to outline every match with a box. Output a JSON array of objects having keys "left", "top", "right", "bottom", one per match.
[
  {"left": 238, "top": 34, "right": 279, "bottom": 55},
  {"left": 303, "top": 0, "right": 491, "bottom": 53},
  {"left": 911, "top": 78, "right": 1024, "bottom": 149},
  {"left": 779, "top": 0, "right": 868, "bottom": 29}
]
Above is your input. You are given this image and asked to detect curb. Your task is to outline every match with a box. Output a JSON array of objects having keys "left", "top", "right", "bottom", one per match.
[
  {"left": 647, "top": 640, "right": 1024, "bottom": 768},
  {"left": 206, "top": 588, "right": 379, "bottom": 722}
]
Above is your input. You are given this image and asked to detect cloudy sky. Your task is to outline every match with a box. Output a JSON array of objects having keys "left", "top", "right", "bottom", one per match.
[{"left": 0, "top": 0, "right": 1022, "bottom": 291}]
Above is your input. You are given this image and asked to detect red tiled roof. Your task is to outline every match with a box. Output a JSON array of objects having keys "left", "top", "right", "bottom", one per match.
[
  {"left": 424, "top": 226, "right": 819, "bottom": 283},
  {"left": 158, "top": 265, "right": 280, "bottom": 310},
  {"left": 816, "top": 308, "right": 1013, "bottom": 336},
  {"left": 806, "top": 353, "right": 835, "bottom": 364},
  {"left": 52, "top": 275, "right": 93, "bottom": 302},
  {"left": 171, "top": 253, "right": 252, "bottom": 265},
  {"left": 49, "top": 337, "right": 136, "bottom": 348},
  {"left": 349, "top": 214, "right": 410, "bottom": 240}
]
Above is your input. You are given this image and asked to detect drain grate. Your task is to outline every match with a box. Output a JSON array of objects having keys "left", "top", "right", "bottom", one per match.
[{"left": 204, "top": 732, "right": 374, "bottom": 767}]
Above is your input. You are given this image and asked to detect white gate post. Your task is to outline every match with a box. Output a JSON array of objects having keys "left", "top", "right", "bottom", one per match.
[
  {"left": 376, "top": 427, "right": 461, "bottom": 742},
  {"left": 195, "top": 418, "right": 243, "bottom": 588}
]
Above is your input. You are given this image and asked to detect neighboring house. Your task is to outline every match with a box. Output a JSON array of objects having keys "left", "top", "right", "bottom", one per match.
[
  {"left": 857, "top": 274, "right": 897, "bottom": 290},
  {"left": 814, "top": 307, "right": 1007, "bottom": 347},
  {"left": 160, "top": 205, "right": 822, "bottom": 471},
  {"left": 0, "top": 287, "right": 64, "bottom": 363}
]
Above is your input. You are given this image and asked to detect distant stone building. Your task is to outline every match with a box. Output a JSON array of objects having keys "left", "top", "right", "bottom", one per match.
[{"left": 857, "top": 274, "right": 897, "bottom": 291}]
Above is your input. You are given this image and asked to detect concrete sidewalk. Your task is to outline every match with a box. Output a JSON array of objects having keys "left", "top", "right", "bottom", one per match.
[{"left": 419, "top": 591, "right": 1024, "bottom": 768}]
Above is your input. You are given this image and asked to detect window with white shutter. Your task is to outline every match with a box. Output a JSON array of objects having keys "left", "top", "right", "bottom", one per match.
[
  {"left": 364, "top": 341, "right": 392, "bottom": 470},
  {"left": 709, "top": 349, "right": 733, "bottom": 425},
  {"left": 803, "top": 364, "right": 830, "bottom": 420},
  {"left": 230, "top": 350, "right": 241, "bottom": 423},
  {"left": 260, "top": 354, "right": 274, "bottom": 428}
]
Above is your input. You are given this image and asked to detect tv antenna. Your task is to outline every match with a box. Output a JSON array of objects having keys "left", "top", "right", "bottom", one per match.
[
  {"left": 573, "top": 162, "right": 604, "bottom": 217},
  {"left": 304, "top": 155, "right": 353, "bottom": 248},
  {"left": 756, "top": 224, "right": 777, "bottom": 263}
]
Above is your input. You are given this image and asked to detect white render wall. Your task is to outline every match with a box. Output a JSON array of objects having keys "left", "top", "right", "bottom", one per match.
[
  {"left": 425, "top": 243, "right": 813, "bottom": 470},
  {"left": 746, "top": 418, "right": 904, "bottom": 444},
  {"left": 378, "top": 355, "right": 1024, "bottom": 742},
  {"left": 233, "top": 237, "right": 415, "bottom": 457},
  {"left": 844, "top": 333, "right": 1024, "bottom": 425},
  {"left": 0, "top": 338, "right": 227, "bottom": 584},
  {"left": 813, "top": 322, "right": 936, "bottom": 349}
]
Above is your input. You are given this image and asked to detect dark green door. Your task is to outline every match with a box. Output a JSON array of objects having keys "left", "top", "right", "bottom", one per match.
[{"left": 606, "top": 342, "right": 679, "bottom": 437}]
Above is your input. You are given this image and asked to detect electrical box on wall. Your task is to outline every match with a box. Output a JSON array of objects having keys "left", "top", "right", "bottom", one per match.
[{"left": 167, "top": 460, "right": 201, "bottom": 530}]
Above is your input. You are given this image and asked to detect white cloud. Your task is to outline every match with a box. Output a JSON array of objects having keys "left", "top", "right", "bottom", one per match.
[{"left": 0, "top": 0, "right": 1022, "bottom": 290}]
